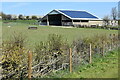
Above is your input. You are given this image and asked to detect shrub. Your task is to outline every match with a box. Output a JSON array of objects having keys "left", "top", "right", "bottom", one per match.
[
  {"left": 10, "top": 31, "right": 27, "bottom": 48},
  {"left": 34, "top": 34, "right": 69, "bottom": 64},
  {"left": 72, "top": 34, "right": 118, "bottom": 66},
  {"left": 2, "top": 32, "right": 28, "bottom": 79}
]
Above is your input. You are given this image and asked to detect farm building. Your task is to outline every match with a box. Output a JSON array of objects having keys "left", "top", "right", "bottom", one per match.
[{"left": 40, "top": 9, "right": 103, "bottom": 27}]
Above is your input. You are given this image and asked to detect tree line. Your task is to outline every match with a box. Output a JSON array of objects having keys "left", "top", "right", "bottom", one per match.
[
  {"left": 103, "top": 7, "right": 118, "bottom": 27},
  {"left": 0, "top": 12, "right": 41, "bottom": 20}
]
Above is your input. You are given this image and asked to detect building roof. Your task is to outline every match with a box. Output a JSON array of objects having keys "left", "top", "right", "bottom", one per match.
[
  {"left": 59, "top": 10, "right": 98, "bottom": 19},
  {"left": 42, "top": 9, "right": 102, "bottom": 20}
]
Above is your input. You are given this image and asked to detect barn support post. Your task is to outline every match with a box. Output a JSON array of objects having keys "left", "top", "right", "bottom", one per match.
[
  {"left": 47, "top": 15, "right": 49, "bottom": 26},
  {"left": 69, "top": 48, "right": 72, "bottom": 73},
  {"left": 80, "top": 20, "right": 81, "bottom": 26},
  {"left": 88, "top": 20, "right": 90, "bottom": 27},
  {"left": 28, "top": 51, "right": 32, "bottom": 80},
  {"left": 72, "top": 20, "right": 74, "bottom": 26},
  {"left": 61, "top": 15, "right": 63, "bottom": 26},
  {"left": 89, "top": 43, "right": 92, "bottom": 64}
]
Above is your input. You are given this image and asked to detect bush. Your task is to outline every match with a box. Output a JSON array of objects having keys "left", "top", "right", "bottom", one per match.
[
  {"left": 2, "top": 32, "right": 28, "bottom": 79},
  {"left": 34, "top": 34, "right": 69, "bottom": 64},
  {"left": 72, "top": 34, "right": 118, "bottom": 66}
]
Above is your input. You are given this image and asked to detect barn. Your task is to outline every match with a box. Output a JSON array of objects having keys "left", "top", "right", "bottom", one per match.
[{"left": 40, "top": 9, "right": 103, "bottom": 27}]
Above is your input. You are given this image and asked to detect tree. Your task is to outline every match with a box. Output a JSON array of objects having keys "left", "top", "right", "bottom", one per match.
[
  {"left": 6, "top": 15, "right": 12, "bottom": 20},
  {"left": 26, "top": 16, "right": 29, "bottom": 20},
  {"left": 118, "top": 2, "right": 120, "bottom": 19},
  {"left": 18, "top": 14, "right": 23, "bottom": 20},
  {"left": 119, "top": 20, "right": 120, "bottom": 25},
  {"left": 111, "top": 7, "right": 117, "bottom": 20},
  {"left": 31, "top": 16, "right": 37, "bottom": 20},
  {"left": 0, "top": 12, "right": 7, "bottom": 20},
  {"left": 103, "top": 15, "right": 110, "bottom": 27}
]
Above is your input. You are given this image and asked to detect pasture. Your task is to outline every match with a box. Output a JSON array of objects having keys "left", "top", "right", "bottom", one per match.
[{"left": 2, "top": 21, "right": 118, "bottom": 49}]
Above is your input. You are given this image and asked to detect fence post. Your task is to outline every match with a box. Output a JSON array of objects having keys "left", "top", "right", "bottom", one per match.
[
  {"left": 113, "top": 34, "right": 115, "bottom": 48},
  {"left": 69, "top": 48, "right": 72, "bottom": 73},
  {"left": 109, "top": 34, "right": 112, "bottom": 50},
  {"left": 28, "top": 51, "right": 32, "bottom": 80},
  {"left": 102, "top": 41, "right": 104, "bottom": 56},
  {"left": 89, "top": 43, "right": 92, "bottom": 64}
]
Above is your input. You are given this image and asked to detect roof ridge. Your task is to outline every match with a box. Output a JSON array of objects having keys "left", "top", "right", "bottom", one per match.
[{"left": 56, "top": 9, "right": 86, "bottom": 12}]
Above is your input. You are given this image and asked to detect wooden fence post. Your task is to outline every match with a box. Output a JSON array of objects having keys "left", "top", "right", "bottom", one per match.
[
  {"left": 28, "top": 51, "right": 32, "bottom": 80},
  {"left": 102, "top": 41, "right": 104, "bottom": 56},
  {"left": 89, "top": 43, "right": 92, "bottom": 64},
  {"left": 109, "top": 34, "right": 112, "bottom": 50},
  {"left": 69, "top": 48, "right": 72, "bottom": 73},
  {"left": 113, "top": 34, "right": 115, "bottom": 48}
]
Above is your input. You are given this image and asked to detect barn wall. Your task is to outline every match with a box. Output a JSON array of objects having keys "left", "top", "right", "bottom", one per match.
[
  {"left": 40, "top": 22, "right": 47, "bottom": 25},
  {"left": 62, "top": 22, "right": 72, "bottom": 26},
  {"left": 61, "top": 15, "right": 72, "bottom": 26},
  {"left": 73, "top": 22, "right": 89, "bottom": 26},
  {"left": 89, "top": 21, "right": 103, "bottom": 26},
  {"left": 62, "top": 15, "right": 70, "bottom": 20},
  {"left": 73, "top": 20, "right": 103, "bottom": 26}
]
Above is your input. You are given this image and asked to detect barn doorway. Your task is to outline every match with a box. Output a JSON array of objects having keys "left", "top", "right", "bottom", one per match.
[{"left": 48, "top": 14, "right": 62, "bottom": 26}]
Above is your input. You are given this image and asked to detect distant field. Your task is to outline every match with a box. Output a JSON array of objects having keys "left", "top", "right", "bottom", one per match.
[{"left": 2, "top": 21, "right": 118, "bottom": 49}]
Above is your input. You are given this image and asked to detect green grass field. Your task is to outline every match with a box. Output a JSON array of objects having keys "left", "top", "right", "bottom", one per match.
[{"left": 2, "top": 21, "right": 118, "bottom": 49}]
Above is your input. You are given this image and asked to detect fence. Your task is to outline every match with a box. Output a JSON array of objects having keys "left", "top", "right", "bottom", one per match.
[
  {"left": 1, "top": 34, "right": 119, "bottom": 79},
  {"left": 31, "top": 34, "right": 119, "bottom": 78}
]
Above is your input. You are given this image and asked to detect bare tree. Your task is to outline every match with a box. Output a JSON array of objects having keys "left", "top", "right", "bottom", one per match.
[
  {"left": 103, "top": 15, "right": 110, "bottom": 27},
  {"left": 111, "top": 7, "right": 117, "bottom": 20}
]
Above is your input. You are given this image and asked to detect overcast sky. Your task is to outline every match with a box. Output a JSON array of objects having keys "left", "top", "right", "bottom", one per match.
[{"left": 1, "top": 2, "right": 119, "bottom": 18}]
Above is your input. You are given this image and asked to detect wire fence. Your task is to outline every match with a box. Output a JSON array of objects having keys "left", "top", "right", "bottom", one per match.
[
  {"left": 1, "top": 34, "right": 119, "bottom": 79},
  {"left": 31, "top": 34, "right": 119, "bottom": 78}
]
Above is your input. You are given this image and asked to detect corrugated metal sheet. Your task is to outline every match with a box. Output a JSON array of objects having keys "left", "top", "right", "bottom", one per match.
[{"left": 59, "top": 10, "right": 98, "bottom": 19}]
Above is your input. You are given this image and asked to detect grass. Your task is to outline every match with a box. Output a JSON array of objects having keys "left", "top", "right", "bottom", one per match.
[
  {"left": 2, "top": 21, "right": 118, "bottom": 49},
  {"left": 44, "top": 49, "right": 118, "bottom": 78}
]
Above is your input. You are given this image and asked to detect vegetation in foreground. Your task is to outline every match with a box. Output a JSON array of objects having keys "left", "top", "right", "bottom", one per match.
[
  {"left": 45, "top": 49, "right": 118, "bottom": 78},
  {"left": 2, "top": 31, "right": 119, "bottom": 79}
]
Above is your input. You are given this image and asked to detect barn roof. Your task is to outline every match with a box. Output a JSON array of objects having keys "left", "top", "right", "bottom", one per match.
[
  {"left": 42, "top": 9, "right": 102, "bottom": 20},
  {"left": 56, "top": 9, "right": 101, "bottom": 20},
  {"left": 58, "top": 10, "right": 98, "bottom": 19}
]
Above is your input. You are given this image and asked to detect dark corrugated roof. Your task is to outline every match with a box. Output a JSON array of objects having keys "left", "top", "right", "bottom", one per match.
[{"left": 59, "top": 10, "right": 98, "bottom": 19}]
